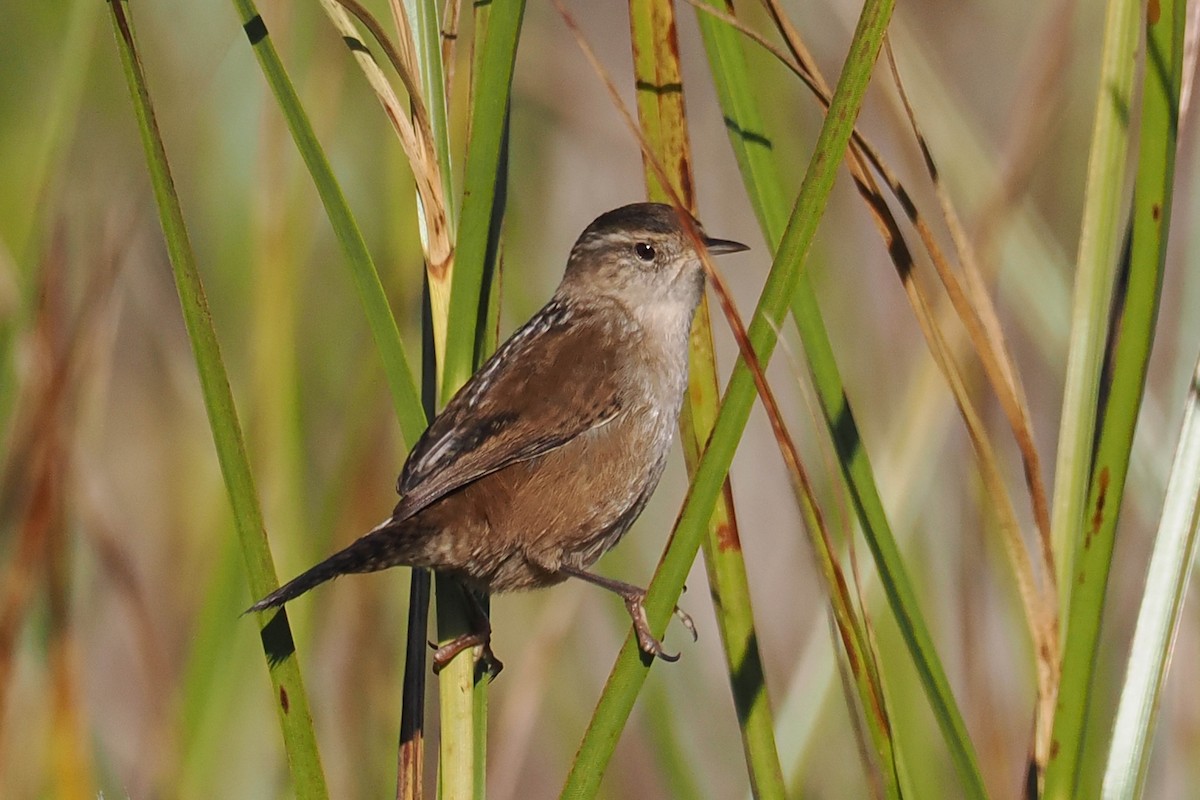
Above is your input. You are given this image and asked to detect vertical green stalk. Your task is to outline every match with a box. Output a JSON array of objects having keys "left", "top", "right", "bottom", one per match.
[
  {"left": 627, "top": 0, "right": 785, "bottom": 796},
  {"left": 433, "top": 4, "right": 524, "bottom": 798},
  {"left": 227, "top": 0, "right": 426, "bottom": 447},
  {"left": 219, "top": 6, "right": 444, "bottom": 790},
  {"left": 1046, "top": 0, "right": 1181, "bottom": 795},
  {"left": 106, "top": 2, "right": 328, "bottom": 795},
  {"left": 440, "top": 0, "right": 524, "bottom": 400},
  {"left": 1048, "top": 0, "right": 1141, "bottom": 611}
]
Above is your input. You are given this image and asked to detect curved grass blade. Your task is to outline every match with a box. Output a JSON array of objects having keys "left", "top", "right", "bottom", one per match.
[
  {"left": 324, "top": 0, "right": 456, "bottom": 376},
  {"left": 320, "top": 0, "right": 453, "bottom": 300},
  {"left": 627, "top": 1, "right": 785, "bottom": 795},
  {"left": 106, "top": 2, "right": 328, "bottom": 795},
  {"left": 1049, "top": 0, "right": 1184, "bottom": 794}
]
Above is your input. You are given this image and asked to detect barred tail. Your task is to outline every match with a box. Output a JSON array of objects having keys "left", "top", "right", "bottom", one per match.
[{"left": 246, "top": 520, "right": 416, "bottom": 613}]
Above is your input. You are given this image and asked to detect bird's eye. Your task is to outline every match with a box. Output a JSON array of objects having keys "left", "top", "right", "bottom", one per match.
[{"left": 634, "top": 242, "right": 656, "bottom": 262}]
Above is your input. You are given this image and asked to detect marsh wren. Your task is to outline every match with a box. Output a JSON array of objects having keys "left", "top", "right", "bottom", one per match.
[{"left": 248, "top": 203, "right": 747, "bottom": 674}]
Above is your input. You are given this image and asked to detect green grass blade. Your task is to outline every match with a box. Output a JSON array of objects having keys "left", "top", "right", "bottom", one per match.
[
  {"left": 561, "top": 0, "right": 912, "bottom": 795},
  {"left": 693, "top": 4, "right": 985, "bottom": 796},
  {"left": 1047, "top": 0, "right": 1140, "bottom": 611},
  {"left": 227, "top": 0, "right": 426, "bottom": 446},
  {"left": 429, "top": 5, "right": 523, "bottom": 798},
  {"left": 1051, "top": 0, "right": 1184, "bottom": 795},
  {"left": 105, "top": 2, "right": 328, "bottom": 795},
  {"left": 628, "top": 1, "right": 785, "bottom": 795},
  {"left": 439, "top": 0, "right": 525, "bottom": 402},
  {"left": 433, "top": 575, "right": 483, "bottom": 800}
]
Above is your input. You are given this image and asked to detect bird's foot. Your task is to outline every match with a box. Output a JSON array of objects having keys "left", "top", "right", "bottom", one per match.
[
  {"left": 555, "top": 564, "right": 697, "bottom": 662},
  {"left": 623, "top": 592, "right": 697, "bottom": 663},
  {"left": 430, "top": 635, "right": 504, "bottom": 681}
]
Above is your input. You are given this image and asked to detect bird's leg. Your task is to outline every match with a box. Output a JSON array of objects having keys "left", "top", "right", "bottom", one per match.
[
  {"left": 556, "top": 564, "right": 696, "bottom": 661},
  {"left": 430, "top": 586, "right": 503, "bottom": 681}
]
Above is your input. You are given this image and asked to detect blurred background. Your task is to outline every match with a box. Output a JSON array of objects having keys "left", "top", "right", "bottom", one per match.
[{"left": 2, "top": 0, "right": 1199, "bottom": 797}]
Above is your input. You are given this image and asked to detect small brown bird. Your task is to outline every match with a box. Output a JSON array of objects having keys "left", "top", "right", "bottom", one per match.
[{"left": 248, "top": 202, "right": 747, "bottom": 675}]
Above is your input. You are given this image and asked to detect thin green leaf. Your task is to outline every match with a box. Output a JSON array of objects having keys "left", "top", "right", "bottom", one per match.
[
  {"left": 560, "top": 0, "right": 937, "bottom": 796},
  {"left": 1048, "top": 0, "right": 1140, "bottom": 613},
  {"left": 1056, "top": 0, "right": 1185, "bottom": 795},
  {"left": 623, "top": 2, "right": 899, "bottom": 789},
  {"left": 105, "top": 2, "right": 328, "bottom": 795},
  {"left": 439, "top": 0, "right": 525, "bottom": 402},
  {"left": 627, "top": 1, "right": 786, "bottom": 796},
  {"left": 693, "top": 3, "right": 986, "bottom": 796},
  {"left": 425, "top": 2, "right": 521, "bottom": 796},
  {"left": 227, "top": 0, "right": 426, "bottom": 447}
]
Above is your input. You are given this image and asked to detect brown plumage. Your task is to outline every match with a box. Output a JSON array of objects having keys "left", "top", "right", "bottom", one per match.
[{"left": 247, "top": 203, "right": 747, "bottom": 674}]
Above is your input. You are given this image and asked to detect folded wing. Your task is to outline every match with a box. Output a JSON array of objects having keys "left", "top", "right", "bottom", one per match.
[{"left": 391, "top": 300, "right": 630, "bottom": 523}]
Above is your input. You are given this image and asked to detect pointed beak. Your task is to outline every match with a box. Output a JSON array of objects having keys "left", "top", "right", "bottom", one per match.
[{"left": 703, "top": 236, "right": 750, "bottom": 255}]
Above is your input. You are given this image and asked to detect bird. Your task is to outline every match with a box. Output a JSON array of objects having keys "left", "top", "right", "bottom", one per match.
[{"left": 247, "top": 202, "right": 748, "bottom": 677}]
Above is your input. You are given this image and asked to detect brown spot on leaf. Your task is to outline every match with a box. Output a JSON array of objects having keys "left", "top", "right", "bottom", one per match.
[
  {"left": 1086, "top": 467, "right": 1110, "bottom": 549},
  {"left": 280, "top": 686, "right": 290, "bottom": 714},
  {"left": 1050, "top": 739, "right": 1060, "bottom": 759},
  {"left": 716, "top": 521, "right": 742, "bottom": 552},
  {"left": 1149, "top": 0, "right": 1161, "bottom": 24},
  {"left": 1152, "top": 203, "right": 1161, "bottom": 221}
]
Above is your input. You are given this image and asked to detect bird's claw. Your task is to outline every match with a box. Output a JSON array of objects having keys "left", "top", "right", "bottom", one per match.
[
  {"left": 477, "top": 646, "right": 504, "bottom": 681},
  {"left": 624, "top": 594, "right": 694, "bottom": 662}
]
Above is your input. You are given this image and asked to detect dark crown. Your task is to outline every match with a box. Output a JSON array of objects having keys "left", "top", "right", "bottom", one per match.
[{"left": 576, "top": 203, "right": 696, "bottom": 247}]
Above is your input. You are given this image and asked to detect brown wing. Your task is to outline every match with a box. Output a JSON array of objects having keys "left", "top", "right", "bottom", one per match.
[{"left": 391, "top": 299, "right": 630, "bottom": 523}]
